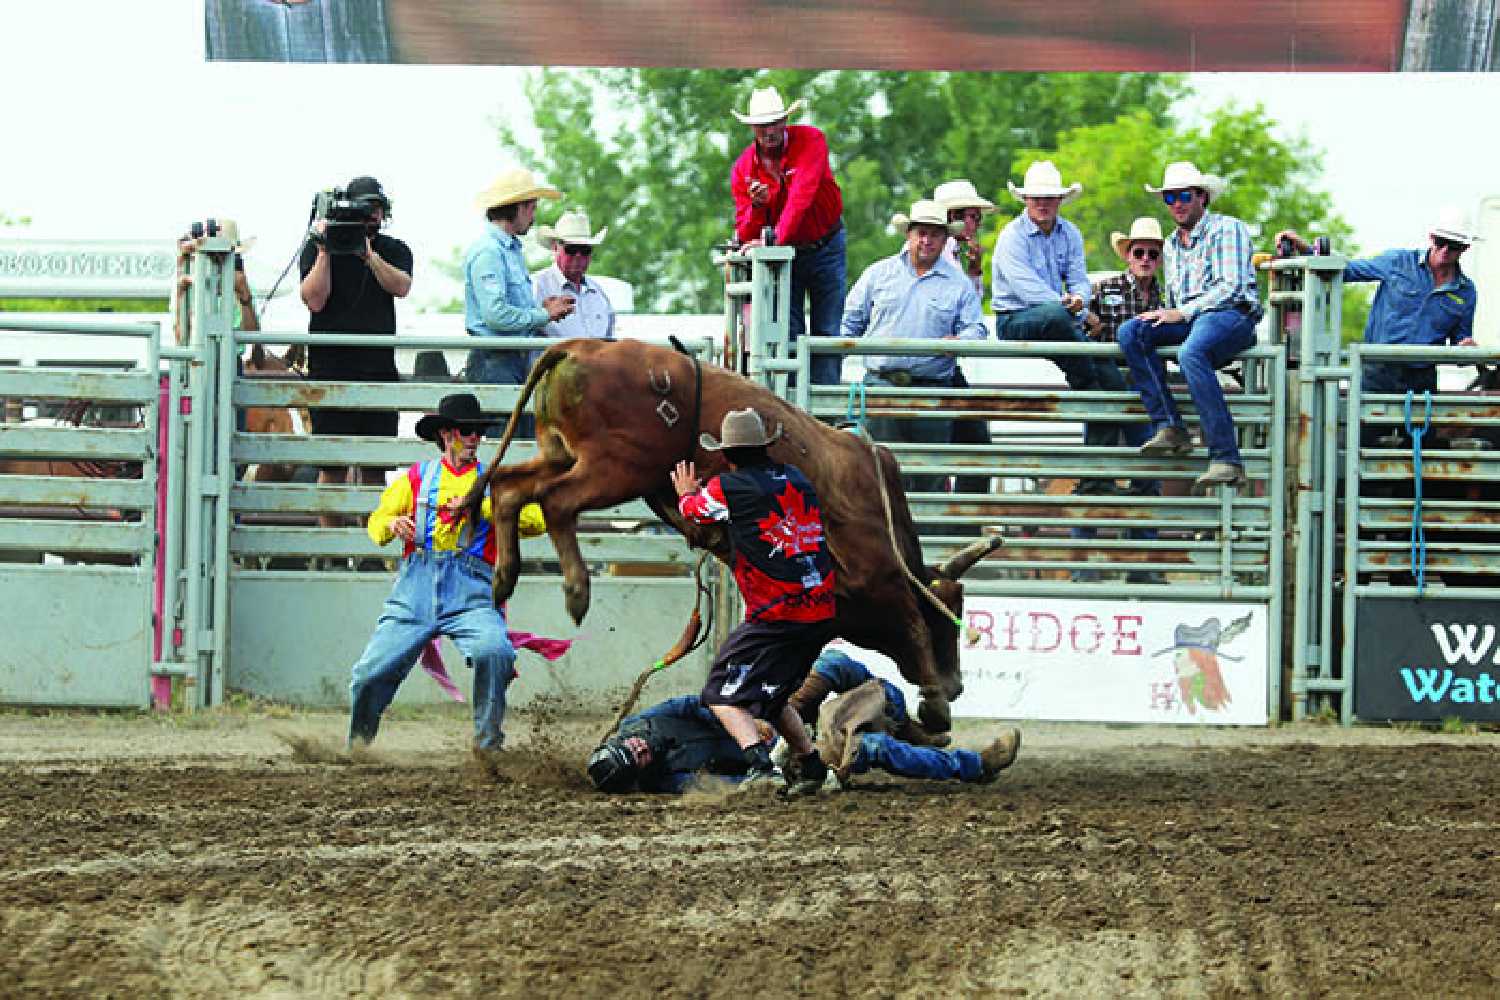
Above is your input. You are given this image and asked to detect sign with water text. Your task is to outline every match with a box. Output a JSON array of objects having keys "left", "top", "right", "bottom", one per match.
[
  {"left": 1355, "top": 597, "right": 1500, "bottom": 721},
  {"left": 838, "top": 596, "right": 1270, "bottom": 725}
]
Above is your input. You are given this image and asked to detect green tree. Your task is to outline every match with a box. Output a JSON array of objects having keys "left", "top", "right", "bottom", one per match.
[{"left": 498, "top": 69, "right": 1182, "bottom": 312}]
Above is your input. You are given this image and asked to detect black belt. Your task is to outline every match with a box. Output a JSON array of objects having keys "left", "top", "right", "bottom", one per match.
[
  {"left": 796, "top": 220, "right": 843, "bottom": 253},
  {"left": 874, "top": 370, "right": 952, "bottom": 388}
]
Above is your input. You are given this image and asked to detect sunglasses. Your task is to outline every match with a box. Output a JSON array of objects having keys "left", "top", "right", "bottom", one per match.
[
  {"left": 561, "top": 244, "right": 593, "bottom": 257},
  {"left": 1160, "top": 189, "right": 1196, "bottom": 206},
  {"left": 1434, "top": 237, "right": 1469, "bottom": 253},
  {"left": 1130, "top": 246, "right": 1162, "bottom": 261},
  {"left": 950, "top": 209, "right": 984, "bottom": 222}
]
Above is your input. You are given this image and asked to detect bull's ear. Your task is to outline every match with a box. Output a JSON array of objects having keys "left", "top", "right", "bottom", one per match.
[
  {"left": 285, "top": 343, "right": 306, "bottom": 371},
  {"left": 936, "top": 536, "right": 1002, "bottom": 580}
]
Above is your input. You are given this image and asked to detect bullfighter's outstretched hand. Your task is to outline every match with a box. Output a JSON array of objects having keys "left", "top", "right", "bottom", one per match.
[{"left": 671, "top": 460, "right": 700, "bottom": 498}]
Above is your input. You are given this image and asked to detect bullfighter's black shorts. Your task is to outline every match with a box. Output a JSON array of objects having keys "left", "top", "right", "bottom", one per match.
[{"left": 701, "top": 618, "right": 838, "bottom": 720}]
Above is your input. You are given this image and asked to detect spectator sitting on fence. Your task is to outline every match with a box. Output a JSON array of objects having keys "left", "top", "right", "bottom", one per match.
[
  {"left": 587, "top": 647, "right": 1020, "bottom": 793},
  {"left": 1119, "top": 161, "right": 1262, "bottom": 494},
  {"left": 347, "top": 392, "right": 555, "bottom": 754},
  {"left": 993, "top": 161, "right": 1145, "bottom": 493},
  {"left": 844, "top": 199, "right": 987, "bottom": 497},
  {"left": 463, "top": 169, "right": 575, "bottom": 437},
  {"left": 299, "top": 176, "right": 412, "bottom": 526},
  {"left": 1276, "top": 207, "right": 1478, "bottom": 406}
]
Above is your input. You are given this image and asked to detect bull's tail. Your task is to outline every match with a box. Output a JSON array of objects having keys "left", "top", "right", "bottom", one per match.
[{"left": 462, "top": 343, "right": 574, "bottom": 517}]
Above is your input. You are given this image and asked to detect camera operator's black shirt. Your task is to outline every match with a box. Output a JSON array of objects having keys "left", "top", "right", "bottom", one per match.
[{"left": 299, "top": 233, "right": 413, "bottom": 377}]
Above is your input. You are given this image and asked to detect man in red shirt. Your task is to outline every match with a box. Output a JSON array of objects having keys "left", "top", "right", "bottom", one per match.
[
  {"left": 730, "top": 86, "right": 846, "bottom": 385},
  {"left": 672, "top": 408, "right": 837, "bottom": 796}
]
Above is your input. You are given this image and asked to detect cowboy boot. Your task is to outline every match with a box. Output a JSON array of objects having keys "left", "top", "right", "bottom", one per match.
[
  {"left": 786, "top": 672, "right": 834, "bottom": 725},
  {"left": 976, "top": 729, "right": 1022, "bottom": 784}
]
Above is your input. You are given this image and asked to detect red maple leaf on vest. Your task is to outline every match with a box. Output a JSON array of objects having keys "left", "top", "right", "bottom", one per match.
[{"left": 757, "top": 483, "right": 823, "bottom": 557}]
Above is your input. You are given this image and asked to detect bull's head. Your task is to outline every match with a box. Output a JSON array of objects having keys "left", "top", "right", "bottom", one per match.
[{"left": 921, "top": 535, "right": 1002, "bottom": 706}]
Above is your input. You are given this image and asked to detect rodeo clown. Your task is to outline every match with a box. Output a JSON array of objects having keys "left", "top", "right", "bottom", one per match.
[
  {"left": 347, "top": 392, "right": 552, "bottom": 751},
  {"left": 586, "top": 648, "right": 1021, "bottom": 793}
]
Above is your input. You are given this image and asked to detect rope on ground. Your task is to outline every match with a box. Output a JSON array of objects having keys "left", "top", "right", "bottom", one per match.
[{"left": 596, "top": 552, "right": 713, "bottom": 745}]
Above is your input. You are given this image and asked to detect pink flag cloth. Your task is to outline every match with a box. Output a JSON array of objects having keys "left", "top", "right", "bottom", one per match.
[{"left": 418, "top": 631, "right": 577, "bottom": 703}]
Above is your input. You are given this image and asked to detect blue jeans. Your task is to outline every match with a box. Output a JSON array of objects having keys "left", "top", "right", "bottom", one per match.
[
  {"left": 812, "top": 651, "right": 909, "bottom": 728},
  {"left": 996, "top": 303, "right": 1145, "bottom": 449},
  {"left": 1117, "top": 309, "right": 1258, "bottom": 465},
  {"left": 862, "top": 371, "right": 953, "bottom": 495},
  {"left": 791, "top": 226, "right": 847, "bottom": 386},
  {"left": 852, "top": 732, "right": 983, "bottom": 782},
  {"left": 348, "top": 550, "right": 516, "bottom": 750}
]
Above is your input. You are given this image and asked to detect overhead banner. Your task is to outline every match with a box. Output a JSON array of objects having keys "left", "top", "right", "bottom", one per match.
[
  {"left": 203, "top": 0, "right": 1443, "bottom": 71},
  {"left": 1355, "top": 597, "right": 1500, "bottom": 722},
  {"left": 841, "top": 596, "right": 1270, "bottom": 725}
]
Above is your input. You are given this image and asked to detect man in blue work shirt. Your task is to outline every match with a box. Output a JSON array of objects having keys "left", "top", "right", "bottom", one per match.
[
  {"left": 842, "top": 199, "right": 987, "bottom": 495},
  {"left": 463, "top": 169, "right": 575, "bottom": 434},
  {"left": 993, "top": 161, "right": 1145, "bottom": 480},
  {"left": 1119, "top": 161, "right": 1262, "bottom": 494},
  {"left": 1277, "top": 208, "right": 1479, "bottom": 397}
]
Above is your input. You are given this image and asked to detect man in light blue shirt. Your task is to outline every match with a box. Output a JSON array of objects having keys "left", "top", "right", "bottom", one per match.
[
  {"left": 463, "top": 169, "right": 575, "bottom": 419},
  {"left": 1118, "top": 161, "right": 1261, "bottom": 493},
  {"left": 993, "top": 161, "right": 1144, "bottom": 473},
  {"left": 844, "top": 199, "right": 987, "bottom": 494},
  {"left": 1278, "top": 208, "right": 1478, "bottom": 397}
]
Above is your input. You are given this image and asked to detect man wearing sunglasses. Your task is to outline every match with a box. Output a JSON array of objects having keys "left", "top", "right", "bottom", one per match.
[
  {"left": 1089, "top": 217, "right": 1166, "bottom": 345},
  {"left": 1118, "top": 161, "right": 1262, "bottom": 493},
  {"left": 532, "top": 209, "right": 616, "bottom": 344},
  {"left": 1276, "top": 208, "right": 1478, "bottom": 399},
  {"left": 348, "top": 392, "right": 548, "bottom": 753}
]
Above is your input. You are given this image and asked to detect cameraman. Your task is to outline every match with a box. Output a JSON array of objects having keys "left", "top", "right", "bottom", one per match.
[{"left": 298, "top": 176, "right": 413, "bottom": 522}]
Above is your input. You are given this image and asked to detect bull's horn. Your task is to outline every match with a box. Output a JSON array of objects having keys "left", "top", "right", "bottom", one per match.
[{"left": 936, "top": 536, "right": 1002, "bottom": 580}]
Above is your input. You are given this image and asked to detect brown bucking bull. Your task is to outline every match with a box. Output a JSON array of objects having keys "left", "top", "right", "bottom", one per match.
[{"left": 467, "top": 338, "right": 998, "bottom": 732}]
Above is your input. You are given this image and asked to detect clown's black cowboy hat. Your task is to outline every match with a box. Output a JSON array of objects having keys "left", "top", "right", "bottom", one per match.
[{"left": 415, "top": 392, "right": 493, "bottom": 442}]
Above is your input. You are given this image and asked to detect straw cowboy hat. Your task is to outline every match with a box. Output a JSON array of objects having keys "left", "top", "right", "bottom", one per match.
[
  {"left": 1110, "top": 216, "right": 1166, "bottom": 260},
  {"left": 699, "top": 408, "right": 783, "bottom": 451},
  {"left": 414, "top": 392, "right": 493, "bottom": 442},
  {"left": 536, "top": 209, "right": 609, "bottom": 249},
  {"left": 1430, "top": 206, "right": 1481, "bottom": 244},
  {"left": 216, "top": 218, "right": 256, "bottom": 253},
  {"left": 1007, "top": 161, "right": 1082, "bottom": 204},
  {"left": 890, "top": 199, "right": 966, "bottom": 235},
  {"left": 1145, "top": 161, "right": 1228, "bottom": 200},
  {"left": 732, "top": 86, "right": 805, "bottom": 125},
  {"left": 933, "top": 179, "right": 996, "bottom": 215},
  {"left": 475, "top": 168, "right": 562, "bottom": 213}
]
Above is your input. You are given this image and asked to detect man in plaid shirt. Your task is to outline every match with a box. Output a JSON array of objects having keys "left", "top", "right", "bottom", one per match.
[
  {"left": 1088, "top": 217, "right": 1166, "bottom": 343},
  {"left": 1118, "top": 162, "right": 1262, "bottom": 493}
]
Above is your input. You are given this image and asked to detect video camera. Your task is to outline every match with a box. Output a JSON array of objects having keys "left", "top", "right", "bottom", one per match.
[{"left": 312, "top": 187, "right": 383, "bottom": 257}]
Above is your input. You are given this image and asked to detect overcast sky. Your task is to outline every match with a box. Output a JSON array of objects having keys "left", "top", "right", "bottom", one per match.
[{"left": 4, "top": 0, "right": 1499, "bottom": 318}]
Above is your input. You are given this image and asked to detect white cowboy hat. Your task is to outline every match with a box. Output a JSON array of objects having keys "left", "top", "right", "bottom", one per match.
[
  {"left": 890, "top": 199, "right": 965, "bottom": 235},
  {"left": 537, "top": 209, "right": 609, "bottom": 249},
  {"left": 1145, "top": 161, "right": 1227, "bottom": 199},
  {"left": 933, "top": 179, "right": 996, "bottom": 215},
  {"left": 1110, "top": 216, "right": 1166, "bottom": 260},
  {"left": 732, "top": 86, "right": 805, "bottom": 126},
  {"left": 475, "top": 168, "right": 562, "bottom": 212},
  {"left": 1430, "top": 206, "right": 1481, "bottom": 244},
  {"left": 216, "top": 218, "right": 256, "bottom": 253},
  {"left": 1007, "top": 161, "right": 1082, "bottom": 204}
]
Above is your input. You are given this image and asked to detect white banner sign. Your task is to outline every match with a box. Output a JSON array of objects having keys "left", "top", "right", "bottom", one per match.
[{"left": 838, "top": 596, "right": 1269, "bottom": 725}]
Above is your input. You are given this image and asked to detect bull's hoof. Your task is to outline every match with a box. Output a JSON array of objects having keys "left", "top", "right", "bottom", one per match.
[
  {"left": 917, "top": 692, "right": 952, "bottom": 734},
  {"left": 564, "top": 583, "right": 591, "bottom": 626},
  {"left": 492, "top": 576, "right": 519, "bottom": 606}
]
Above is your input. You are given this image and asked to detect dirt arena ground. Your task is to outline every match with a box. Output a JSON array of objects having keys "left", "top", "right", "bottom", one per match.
[{"left": 2, "top": 706, "right": 1498, "bottom": 999}]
